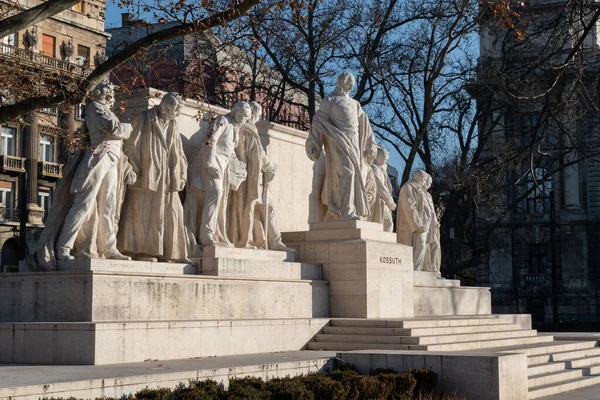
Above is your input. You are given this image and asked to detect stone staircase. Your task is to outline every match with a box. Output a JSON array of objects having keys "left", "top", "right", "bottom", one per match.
[{"left": 307, "top": 315, "right": 600, "bottom": 398}]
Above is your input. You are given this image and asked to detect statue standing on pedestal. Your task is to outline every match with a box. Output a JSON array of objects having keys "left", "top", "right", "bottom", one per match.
[
  {"left": 185, "top": 102, "right": 251, "bottom": 252},
  {"left": 370, "top": 147, "right": 396, "bottom": 232},
  {"left": 228, "top": 101, "right": 291, "bottom": 251},
  {"left": 118, "top": 93, "right": 189, "bottom": 262},
  {"left": 396, "top": 170, "right": 440, "bottom": 272},
  {"left": 28, "top": 82, "right": 135, "bottom": 270},
  {"left": 306, "top": 72, "right": 377, "bottom": 221}
]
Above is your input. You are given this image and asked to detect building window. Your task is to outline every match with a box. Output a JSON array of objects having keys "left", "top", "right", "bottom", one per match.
[
  {"left": 0, "top": 181, "right": 14, "bottom": 207},
  {"left": 527, "top": 168, "right": 551, "bottom": 214},
  {"left": 74, "top": 103, "right": 86, "bottom": 120},
  {"left": 38, "top": 187, "right": 51, "bottom": 220},
  {"left": 72, "top": 2, "right": 84, "bottom": 13},
  {"left": 2, "top": 33, "right": 15, "bottom": 51},
  {"left": 1, "top": 126, "right": 16, "bottom": 156},
  {"left": 529, "top": 243, "right": 548, "bottom": 274},
  {"left": 41, "top": 107, "right": 57, "bottom": 114},
  {"left": 39, "top": 134, "right": 54, "bottom": 162},
  {"left": 77, "top": 45, "right": 90, "bottom": 66},
  {"left": 42, "top": 34, "right": 56, "bottom": 57}
]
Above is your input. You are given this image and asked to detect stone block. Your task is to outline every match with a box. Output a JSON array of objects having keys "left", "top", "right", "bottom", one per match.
[
  {"left": 199, "top": 245, "right": 295, "bottom": 261},
  {"left": 200, "top": 258, "right": 322, "bottom": 280},
  {"left": 337, "top": 350, "right": 528, "bottom": 400},
  {"left": 414, "top": 286, "right": 492, "bottom": 316},
  {"left": 0, "top": 271, "right": 329, "bottom": 322},
  {"left": 309, "top": 220, "right": 384, "bottom": 231},
  {"left": 0, "top": 318, "right": 330, "bottom": 365},
  {"left": 54, "top": 259, "right": 196, "bottom": 275}
]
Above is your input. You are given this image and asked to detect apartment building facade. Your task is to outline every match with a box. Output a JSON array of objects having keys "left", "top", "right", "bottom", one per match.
[{"left": 0, "top": 0, "right": 108, "bottom": 271}]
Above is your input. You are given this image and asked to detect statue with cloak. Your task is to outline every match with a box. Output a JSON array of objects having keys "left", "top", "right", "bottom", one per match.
[{"left": 306, "top": 72, "right": 377, "bottom": 220}]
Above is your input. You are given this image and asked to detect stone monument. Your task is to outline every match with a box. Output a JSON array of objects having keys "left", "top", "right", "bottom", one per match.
[
  {"left": 27, "top": 82, "right": 135, "bottom": 270},
  {"left": 370, "top": 147, "right": 396, "bottom": 232},
  {"left": 118, "top": 92, "right": 189, "bottom": 262},
  {"left": 185, "top": 101, "right": 251, "bottom": 252},
  {"left": 396, "top": 169, "right": 440, "bottom": 272},
  {"left": 228, "top": 101, "right": 290, "bottom": 251},
  {"left": 306, "top": 72, "right": 377, "bottom": 221}
]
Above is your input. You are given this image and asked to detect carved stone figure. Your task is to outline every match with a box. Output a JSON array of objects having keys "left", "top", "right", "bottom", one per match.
[
  {"left": 23, "top": 29, "right": 37, "bottom": 52},
  {"left": 397, "top": 170, "right": 440, "bottom": 272},
  {"left": 228, "top": 101, "right": 291, "bottom": 251},
  {"left": 60, "top": 39, "right": 74, "bottom": 62},
  {"left": 118, "top": 93, "right": 189, "bottom": 262},
  {"left": 422, "top": 174, "right": 441, "bottom": 273},
  {"left": 185, "top": 102, "right": 251, "bottom": 252},
  {"left": 94, "top": 50, "right": 107, "bottom": 67},
  {"left": 370, "top": 147, "right": 396, "bottom": 232},
  {"left": 27, "top": 82, "right": 134, "bottom": 270},
  {"left": 306, "top": 72, "right": 377, "bottom": 220}
]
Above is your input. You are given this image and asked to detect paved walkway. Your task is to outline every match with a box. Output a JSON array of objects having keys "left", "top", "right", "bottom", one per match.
[{"left": 541, "top": 384, "right": 600, "bottom": 399}]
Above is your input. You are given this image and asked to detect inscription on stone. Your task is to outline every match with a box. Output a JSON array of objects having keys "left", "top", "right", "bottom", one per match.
[{"left": 379, "top": 256, "right": 401, "bottom": 265}]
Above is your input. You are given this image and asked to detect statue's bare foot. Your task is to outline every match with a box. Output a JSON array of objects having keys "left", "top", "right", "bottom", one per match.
[
  {"left": 105, "top": 251, "right": 132, "bottom": 261},
  {"left": 270, "top": 241, "right": 294, "bottom": 252},
  {"left": 57, "top": 247, "right": 75, "bottom": 261},
  {"left": 137, "top": 255, "right": 158, "bottom": 262}
]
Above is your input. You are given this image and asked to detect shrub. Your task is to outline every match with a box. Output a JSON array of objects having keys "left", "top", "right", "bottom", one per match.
[
  {"left": 134, "top": 387, "right": 172, "bottom": 400},
  {"left": 411, "top": 368, "right": 438, "bottom": 395},
  {"left": 227, "top": 376, "right": 267, "bottom": 400},
  {"left": 301, "top": 374, "right": 347, "bottom": 399},
  {"left": 264, "top": 376, "right": 314, "bottom": 400}
]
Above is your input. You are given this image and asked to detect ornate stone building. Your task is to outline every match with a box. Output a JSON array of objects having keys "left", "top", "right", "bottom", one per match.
[
  {"left": 474, "top": 0, "right": 600, "bottom": 323},
  {"left": 0, "top": 0, "right": 109, "bottom": 271}
]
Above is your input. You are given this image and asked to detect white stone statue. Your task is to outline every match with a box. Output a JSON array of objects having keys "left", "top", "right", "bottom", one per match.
[
  {"left": 185, "top": 102, "right": 251, "bottom": 252},
  {"left": 370, "top": 147, "right": 396, "bottom": 232},
  {"left": 228, "top": 101, "right": 291, "bottom": 251},
  {"left": 306, "top": 72, "right": 377, "bottom": 220},
  {"left": 27, "top": 82, "right": 135, "bottom": 270},
  {"left": 396, "top": 170, "right": 440, "bottom": 272},
  {"left": 60, "top": 39, "right": 74, "bottom": 62},
  {"left": 118, "top": 92, "right": 189, "bottom": 262}
]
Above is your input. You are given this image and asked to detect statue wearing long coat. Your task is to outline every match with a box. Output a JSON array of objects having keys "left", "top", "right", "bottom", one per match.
[{"left": 118, "top": 107, "right": 188, "bottom": 261}]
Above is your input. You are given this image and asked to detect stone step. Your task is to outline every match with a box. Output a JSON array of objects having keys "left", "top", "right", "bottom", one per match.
[
  {"left": 568, "top": 355, "right": 600, "bottom": 369},
  {"left": 583, "top": 365, "right": 600, "bottom": 375},
  {"left": 528, "top": 369, "right": 585, "bottom": 388},
  {"left": 493, "top": 340, "right": 595, "bottom": 359},
  {"left": 199, "top": 258, "right": 322, "bottom": 280},
  {"left": 528, "top": 361, "right": 569, "bottom": 376},
  {"left": 282, "top": 228, "right": 397, "bottom": 244},
  {"left": 199, "top": 245, "right": 295, "bottom": 262},
  {"left": 552, "top": 347, "right": 600, "bottom": 362},
  {"left": 306, "top": 341, "right": 427, "bottom": 351},
  {"left": 529, "top": 375, "right": 600, "bottom": 399},
  {"left": 426, "top": 335, "right": 554, "bottom": 351},
  {"left": 322, "top": 323, "right": 524, "bottom": 337},
  {"left": 330, "top": 315, "right": 521, "bottom": 329},
  {"left": 316, "top": 329, "right": 538, "bottom": 346},
  {"left": 413, "top": 271, "right": 460, "bottom": 287},
  {"left": 57, "top": 258, "right": 196, "bottom": 275}
]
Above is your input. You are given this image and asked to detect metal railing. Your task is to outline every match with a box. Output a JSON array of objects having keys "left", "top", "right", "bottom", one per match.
[
  {"left": 2, "top": 208, "right": 20, "bottom": 222},
  {"left": 38, "top": 161, "right": 64, "bottom": 178},
  {"left": 0, "top": 43, "right": 92, "bottom": 76},
  {"left": 0, "top": 155, "right": 26, "bottom": 173},
  {"left": 525, "top": 273, "right": 547, "bottom": 283}
]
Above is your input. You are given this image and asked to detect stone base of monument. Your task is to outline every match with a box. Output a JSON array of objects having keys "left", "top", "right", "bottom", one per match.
[
  {"left": 413, "top": 271, "right": 492, "bottom": 316},
  {"left": 282, "top": 220, "right": 414, "bottom": 319},
  {"left": 0, "top": 255, "right": 329, "bottom": 364}
]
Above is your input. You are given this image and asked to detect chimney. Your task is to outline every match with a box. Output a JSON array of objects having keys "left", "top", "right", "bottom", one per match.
[{"left": 121, "top": 13, "right": 133, "bottom": 27}]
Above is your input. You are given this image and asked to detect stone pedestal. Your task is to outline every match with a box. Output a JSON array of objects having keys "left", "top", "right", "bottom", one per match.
[{"left": 283, "top": 220, "right": 414, "bottom": 319}]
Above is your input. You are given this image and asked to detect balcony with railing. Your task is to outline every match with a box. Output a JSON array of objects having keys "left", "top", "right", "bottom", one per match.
[
  {"left": 0, "top": 155, "right": 26, "bottom": 173},
  {"left": 1, "top": 207, "right": 20, "bottom": 223},
  {"left": 524, "top": 273, "right": 547, "bottom": 283},
  {"left": 0, "top": 43, "right": 92, "bottom": 76},
  {"left": 38, "top": 161, "right": 64, "bottom": 179}
]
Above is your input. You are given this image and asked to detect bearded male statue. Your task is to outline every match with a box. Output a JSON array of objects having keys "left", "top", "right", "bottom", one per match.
[
  {"left": 306, "top": 72, "right": 377, "bottom": 221},
  {"left": 118, "top": 92, "right": 189, "bottom": 262}
]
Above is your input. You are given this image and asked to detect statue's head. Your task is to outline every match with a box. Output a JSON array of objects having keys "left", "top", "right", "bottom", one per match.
[
  {"left": 374, "top": 147, "right": 389, "bottom": 166},
  {"left": 336, "top": 72, "right": 355, "bottom": 94},
  {"left": 412, "top": 169, "right": 431, "bottom": 188},
  {"left": 91, "top": 82, "right": 116, "bottom": 107},
  {"left": 231, "top": 101, "right": 252, "bottom": 126},
  {"left": 249, "top": 101, "right": 262, "bottom": 124},
  {"left": 158, "top": 92, "right": 184, "bottom": 122}
]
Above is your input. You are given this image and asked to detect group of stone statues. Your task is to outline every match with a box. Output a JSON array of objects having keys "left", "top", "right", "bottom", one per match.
[
  {"left": 306, "top": 72, "right": 440, "bottom": 273},
  {"left": 28, "top": 72, "right": 441, "bottom": 273},
  {"left": 27, "top": 82, "right": 289, "bottom": 270}
]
